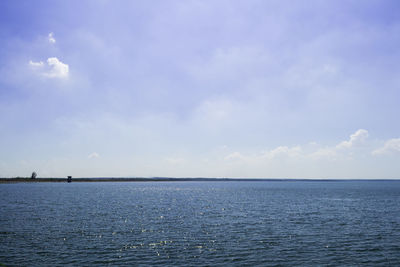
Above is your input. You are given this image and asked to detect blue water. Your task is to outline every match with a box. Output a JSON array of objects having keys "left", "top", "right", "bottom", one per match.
[{"left": 1, "top": 181, "right": 400, "bottom": 266}]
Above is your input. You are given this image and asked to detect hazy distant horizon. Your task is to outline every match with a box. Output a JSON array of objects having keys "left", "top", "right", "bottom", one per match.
[
  {"left": 1, "top": 1, "right": 400, "bottom": 178},
  {"left": 2, "top": 176, "right": 400, "bottom": 181}
]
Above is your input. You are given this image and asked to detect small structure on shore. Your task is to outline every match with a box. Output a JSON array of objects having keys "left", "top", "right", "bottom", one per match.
[
  {"left": 31, "top": 172, "right": 37, "bottom": 179},
  {"left": 67, "top": 176, "right": 72, "bottom": 183}
]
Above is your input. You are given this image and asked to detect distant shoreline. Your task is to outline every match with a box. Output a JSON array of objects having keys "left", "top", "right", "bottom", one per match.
[{"left": 1, "top": 177, "right": 399, "bottom": 183}]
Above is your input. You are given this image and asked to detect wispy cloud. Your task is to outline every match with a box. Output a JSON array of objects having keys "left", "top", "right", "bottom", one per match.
[
  {"left": 88, "top": 152, "right": 100, "bottom": 159},
  {"left": 224, "top": 151, "right": 245, "bottom": 161},
  {"left": 48, "top": 32, "right": 56, "bottom": 44},
  {"left": 372, "top": 138, "right": 400, "bottom": 155},
  {"left": 29, "top": 60, "right": 44, "bottom": 67},
  {"left": 165, "top": 157, "right": 185, "bottom": 164},
  {"left": 263, "top": 146, "right": 302, "bottom": 160}
]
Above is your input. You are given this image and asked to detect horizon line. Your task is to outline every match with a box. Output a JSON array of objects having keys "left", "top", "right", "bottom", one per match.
[{"left": 1, "top": 177, "right": 400, "bottom": 181}]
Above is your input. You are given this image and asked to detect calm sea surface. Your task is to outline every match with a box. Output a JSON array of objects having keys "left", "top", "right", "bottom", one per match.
[{"left": 1, "top": 181, "right": 400, "bottom": 266}]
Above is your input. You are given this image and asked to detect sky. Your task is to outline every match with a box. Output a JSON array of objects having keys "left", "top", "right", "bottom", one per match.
[{"left": 0, "top": 0, "right": 399, "bottom": 178}]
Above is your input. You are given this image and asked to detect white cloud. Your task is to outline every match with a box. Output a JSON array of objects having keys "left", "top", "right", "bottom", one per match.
[
  {"left": 309, "top": 129, "right": 369, "bottom": 159},
  {"left": 29, "top": 60, "right": 44, "bottom": 67},
  {"left": 29, "top": 57, "right": 69, "bottom": 79},
  {"left": 262, "top": 146, "right": 302, "bottom": 159},
  {"left": 336, "top": 129, "right": 369, "bottom": 149},
  {"left": 372, "top": 138, "right": 400, "bottom": 155},
  {"left": 225, "top": 146, "right": 302, "bottom": 163},
  {"left": 48, "top": 32, "right": 56, "bottom": 44},
  {"left": 45, "top": 57, "right": 69, "bottom": 78},
  {"left": 88, "top": 152, "right": 100, "bottom": 159}
]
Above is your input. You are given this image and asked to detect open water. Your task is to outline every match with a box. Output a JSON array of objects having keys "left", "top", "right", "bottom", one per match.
[{"left": 1, "top": 181, "right": 400, "bottom": 266}]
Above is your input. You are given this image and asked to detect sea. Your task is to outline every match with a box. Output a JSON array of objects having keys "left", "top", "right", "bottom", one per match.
[{"left": 1, "top": 181, "right": 400, "bottom": 266}]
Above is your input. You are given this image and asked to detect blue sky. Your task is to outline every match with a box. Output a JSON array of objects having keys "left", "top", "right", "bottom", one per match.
[{"left": 1, "top": 0, "right": 399, "bottom": 178}]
